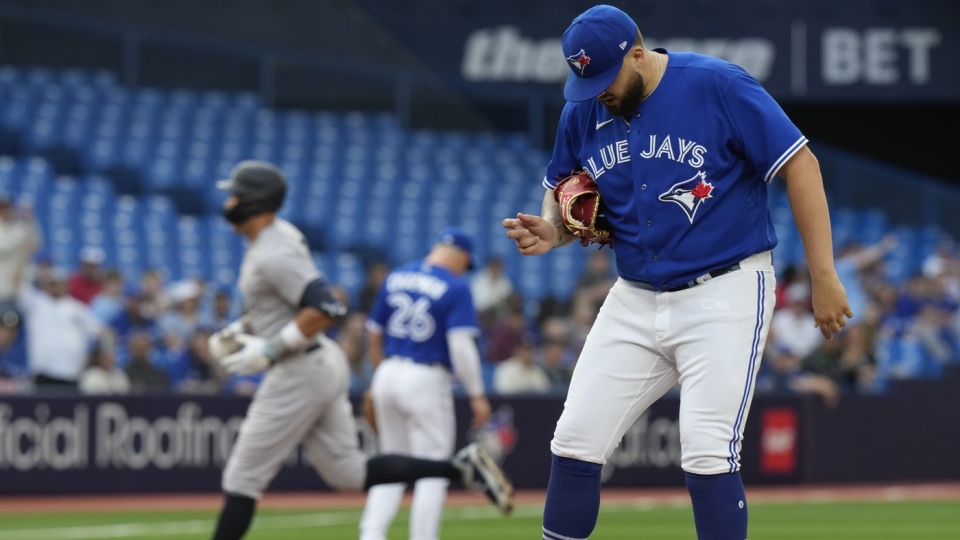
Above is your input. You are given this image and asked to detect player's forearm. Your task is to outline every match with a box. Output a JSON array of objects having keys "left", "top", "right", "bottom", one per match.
[
  {"left": 265, "top": 308, "right": 328, "bottom": 360},
  {"left": 447, "top": 330, "right": 485, "bottom": 398},
  {"left": 542, "top": 190, "right": 576, "bottom": 248},
  {"left": 367, "top": 331, "right": 384, "bottom": 369},
  {"left": 782, "top": 149, "right": 836, "bottom": 279}
]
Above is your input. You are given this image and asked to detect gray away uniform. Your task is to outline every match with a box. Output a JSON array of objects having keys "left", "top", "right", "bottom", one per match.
[{"left": 222, "top": 218, "right": 366, "bottom": 498}]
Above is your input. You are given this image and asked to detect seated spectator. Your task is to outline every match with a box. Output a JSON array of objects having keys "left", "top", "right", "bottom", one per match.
[
  {"left": 90, "top": 269, "right": 126, "bottom": 324},
  {"left": 771, "top": 282, "right": 823, "bottom": 359},
  {"left": 177, "top": 328, "right": 227, "bottom": 394},
  {"left": 470, "top": 256, "right": 514, "bottom": 314},
  {"left": 774, "top": 265, "right": 803, "bottom": 310},
  {"left": 154, "top": 331, "right": 190, "bottom": 382},
  {"left": 538, "top": 316, "right": 576, "bottom": 389},
  {"left": 158, "top": 279, "right": 203, "bottom": 344},
  {"left": 540, "top": 337, "right": 575, "bottom": 390},
  {"left": 79, "top": 342, "right": 131, "bottom": 395},
  {"left": 139, "top": 268, "right": 170, "bottom": 318},
  {"left": 68, "top": 246, "right": 106, "bottom": 304},
  {"left": 756, "top": 329, "right": 839, "bottom": 407},
  {"left": 493, "top": 334, "right": 551, "bottom": 395},
  {"left": 125, "top": 331, "right": 170, "bottom": 394},
  {"left": 485, "top": 300, "right": 533, "bottom": 363},
  {"left": 875, "top": 327, "right": 938, "bottom": 383},
  {"left": 109, "top": 284, "right": 158, "bottom": 349},
  {"left": 801, "top": 323, "right": 877, "bottom": 393}
]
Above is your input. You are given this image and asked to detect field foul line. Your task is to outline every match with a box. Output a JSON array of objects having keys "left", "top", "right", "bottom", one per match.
[{"left": 0, "top": 506, "right": 546, "bottom": 540}]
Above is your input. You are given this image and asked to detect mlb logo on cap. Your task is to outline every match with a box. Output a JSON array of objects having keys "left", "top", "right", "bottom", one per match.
[{"left": 561, "top": 4, "right": 639, "bottom": 102}]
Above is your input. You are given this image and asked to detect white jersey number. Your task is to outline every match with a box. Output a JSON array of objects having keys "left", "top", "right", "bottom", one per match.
[{"left": 386, "top": 293, "right": 436, "bottom": 342}]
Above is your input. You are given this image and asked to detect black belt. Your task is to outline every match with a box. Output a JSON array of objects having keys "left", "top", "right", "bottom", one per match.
[
  {"left": 305, "top": 342, "right": 322, "bottom": 353},
  {"left": 664, "top": 263, "right": 740, "bottom": 292},
  {"left": 628, "top": 263, "right": 741, "bottom": 293}
]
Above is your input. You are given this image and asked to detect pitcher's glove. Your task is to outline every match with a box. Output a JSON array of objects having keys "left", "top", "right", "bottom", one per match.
[{"left": 554, "top": 170, "right": 613, "bottom": 248}]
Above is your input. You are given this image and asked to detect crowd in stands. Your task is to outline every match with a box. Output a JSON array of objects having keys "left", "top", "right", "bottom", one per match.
[{"left": 2, "top": 187, "right": 959, "bottom": 404}]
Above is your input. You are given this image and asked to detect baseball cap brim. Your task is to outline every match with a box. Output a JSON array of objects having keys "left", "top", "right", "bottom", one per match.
[
  {"left": 563, "top": 61, "right": 623, "bottom": 102},
  {"left": 215, "top": 179, "right": 234, "bottom": 191}
]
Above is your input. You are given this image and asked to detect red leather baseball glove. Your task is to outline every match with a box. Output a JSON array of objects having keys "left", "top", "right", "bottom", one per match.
[{"left": 554, "top": 170, "right": 613, "bottom": 248}]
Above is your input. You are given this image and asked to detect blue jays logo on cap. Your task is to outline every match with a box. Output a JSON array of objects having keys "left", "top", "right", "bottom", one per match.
[
  {"left": 561, "top": 4, "right": 639, "bottom": 102},
  {"left": 567, "top": 49, "right": 591, "bottom": 75}
]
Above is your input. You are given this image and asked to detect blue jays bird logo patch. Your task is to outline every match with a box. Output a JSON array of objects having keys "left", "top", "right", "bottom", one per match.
[
  {"left": 659, "top": 171, "right": 715, "bottom": 224},
  {"left": 566, "top": 49, "right": 591, "bottom": 75}
]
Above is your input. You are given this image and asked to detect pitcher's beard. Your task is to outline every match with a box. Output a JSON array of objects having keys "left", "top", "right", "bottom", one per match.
[{"left": 604, "top": 71, "right": 646, "bottom": 119}]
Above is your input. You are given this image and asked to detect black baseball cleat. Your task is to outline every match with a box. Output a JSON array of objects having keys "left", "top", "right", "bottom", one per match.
[{"left": 453, "top": 442, "right": 515, "bottom": 515}]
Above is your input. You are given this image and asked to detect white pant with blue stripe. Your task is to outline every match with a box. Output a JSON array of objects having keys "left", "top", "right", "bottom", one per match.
[{"left": 551, "top": 251, "right": 775, "bottom": 475}]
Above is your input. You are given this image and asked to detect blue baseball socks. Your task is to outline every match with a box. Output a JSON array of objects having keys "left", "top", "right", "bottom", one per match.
[
  {"left": 686, "top": 471, "right": 748, "bottom": 540},
  {"left": 542, "top": 454, "right": 603, "bottom": 540}
]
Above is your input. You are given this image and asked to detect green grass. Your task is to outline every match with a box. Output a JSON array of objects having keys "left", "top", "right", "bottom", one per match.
[{"left": 0, "top": 500, "right": 958, "bottom": 539}]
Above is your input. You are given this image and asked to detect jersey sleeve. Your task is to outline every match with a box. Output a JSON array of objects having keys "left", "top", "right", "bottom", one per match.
[
  {"left": 445, "top": 281, "right": 479, "bottom": 335},
  {"left": 723, "top": 73, "right": 807, "bottom": 183},
  {"left": 543, "top": 102, "right": 583, "bottom": 190},
  {"left": 262, "top": 245, "right": 321, "bottom": 308}
]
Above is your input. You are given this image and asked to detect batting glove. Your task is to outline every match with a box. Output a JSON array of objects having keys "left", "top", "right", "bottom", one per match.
[
  {"left": 220, "top": 333, "right": 280, "bottom": 375},
  {"left": 208, "top": 319, "right": 247, "bottom": 360}
]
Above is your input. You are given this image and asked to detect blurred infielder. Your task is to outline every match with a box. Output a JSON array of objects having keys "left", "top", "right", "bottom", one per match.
[
  {"left": 208, "top": 161, "right": 513, "bottom": 540},
  {"left": 360, "top": 227, "right": 498, "bottom": 540},
  {"left": 502, "top": 5, "right": 852, "bottom": 540}
]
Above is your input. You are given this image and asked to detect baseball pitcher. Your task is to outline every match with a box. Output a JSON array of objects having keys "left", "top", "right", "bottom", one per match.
[
  {"left": 502, "top": 5, "right": 852, "bottom": 540},
  {"left": 208, "top": 161, "right": 513, "bottom": 540}
]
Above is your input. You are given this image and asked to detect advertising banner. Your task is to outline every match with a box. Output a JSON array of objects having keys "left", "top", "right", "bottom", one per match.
[
  {"left": 8, "top": 379, "right": 960, "bottom": 495},
  {"left": 357, "top": 0, "right": 959, "bottom": 102},
  {"left": 0, "top": 394, "right": 805, "bottom": 495}
]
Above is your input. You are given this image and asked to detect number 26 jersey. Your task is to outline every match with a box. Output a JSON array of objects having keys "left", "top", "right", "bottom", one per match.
[{"left": 366, "top": 261, "right": 479, "bottom": 370}]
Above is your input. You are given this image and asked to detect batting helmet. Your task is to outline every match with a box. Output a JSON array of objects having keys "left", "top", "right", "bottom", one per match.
[{"left": 217, "top": 160, "right": 287, "bottom": 224}]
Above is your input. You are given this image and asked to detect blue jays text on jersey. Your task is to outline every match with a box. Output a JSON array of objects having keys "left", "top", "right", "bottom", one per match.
[
  {"left": 544, "top": 50, "right": 807, "bottom": 290},
  {"left": 368, "top": 261, "right": 479, "bottom": 370}
]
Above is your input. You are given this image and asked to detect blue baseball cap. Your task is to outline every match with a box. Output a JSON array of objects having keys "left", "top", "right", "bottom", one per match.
[
  {"left": 437, "top": 226, "right": 474, "bottom": 269},
  {"left": 561, "top": 5, "right": 639, "bottom": 102}
]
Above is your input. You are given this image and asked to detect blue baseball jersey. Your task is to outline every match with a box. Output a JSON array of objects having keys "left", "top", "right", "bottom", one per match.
[
  {"left": 367, "top": 261, "right": 479, "bottom": 369},
  {"left": 545, "top": 50, "right": 805, "bottom": 290}
]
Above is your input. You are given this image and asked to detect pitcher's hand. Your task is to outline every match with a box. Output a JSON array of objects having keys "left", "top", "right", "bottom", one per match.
[
  {"left": 502, "top": 213, "right": 556, "bottom": 256},
  {"left": 811, "top": 271, "right": 853, "bottom": 339}
]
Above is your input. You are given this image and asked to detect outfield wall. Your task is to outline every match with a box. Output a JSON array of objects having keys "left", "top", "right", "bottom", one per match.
[{"left": 0, "top": 370, "right": 957, "bottom": 495}]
